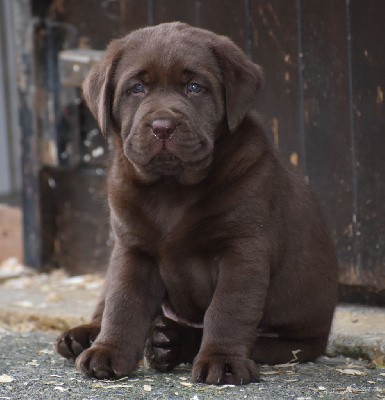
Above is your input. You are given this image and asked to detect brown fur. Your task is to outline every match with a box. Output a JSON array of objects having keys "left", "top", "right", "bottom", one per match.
[{"left": 56, "top": 22, "right": 338, "bottom": 385}]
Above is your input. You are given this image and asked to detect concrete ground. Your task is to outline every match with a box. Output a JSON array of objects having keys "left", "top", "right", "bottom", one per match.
[
  {"left": 0, "top": 330, "right": 384, "bottom": 400},
  {"left": 0, "top": 258, "right": 384, "bottom": 399}
]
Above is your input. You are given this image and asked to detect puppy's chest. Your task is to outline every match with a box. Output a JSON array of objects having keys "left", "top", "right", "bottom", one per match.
[
  {"left": 142, "top": 191, "right": 197, "bottom": 243},
  {"left": 150, "top": 199, "right": 185, "bottom": 237}
]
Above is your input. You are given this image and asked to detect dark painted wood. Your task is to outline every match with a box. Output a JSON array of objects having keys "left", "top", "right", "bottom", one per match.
[
  {"left": 350, "top": 0, "right": 385, "bottom": 289},
  {"left": 17, "top": 11, "right": 47, "bottom": 268},
  {"left": 42, "top": 166, "right": 111, "bottom": 275},
  {"left": 250, "top": 1, "right": 303, "bottom": 168},
  {"left": 153, "top": 0, "right": 196, "bottom": 25},
  {"left": 339, "top": 285, "right": 385, "bottom": 307},
  {"left": 48, "top": 0, "right": 148, "bottom": 49},
  {"left": 119, "top": 0, "right": 149, "bottom": 34},
  {"left": 79, "top": 102, "right": 110, "bottom": 168},
  {"left": 199, "top": 0, "right": 248, "bottom": 52},
  {"left": 300, "top": 0, "right": 356, "bottom": 281}
]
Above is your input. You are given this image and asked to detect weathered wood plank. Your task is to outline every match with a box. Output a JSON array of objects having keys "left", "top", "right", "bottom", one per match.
[
  {"left": 350, "top": 0, "right": 385, "bottom": 289},
  {"left": 300, "top": 0, "right": 356, "bottom": 281},
  {"left": 250, "top": 0, "right": 303, "bottom": 168},
  {"left": 199, "top": 0, "right": 248, "bottom": 52},
  {"left": 153, "top": 0, "right": 196, "bottom": 25}
]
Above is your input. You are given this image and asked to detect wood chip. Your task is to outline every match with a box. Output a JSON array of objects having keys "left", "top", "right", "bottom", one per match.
[
  {"left": 336, "top": 368, "right": 366, "bottom": 376},
  {"left": 214, "top": 384, "right": 235, "bottom": 389},
  {"left": 54, "top": 386, "right": 67, "bottom": 392},
  {"left": 0, "top": 374, "right": 14, "bottom": 383},
  {"left": 99, "top": 384, "right": 133, "bottom": 389},
  {"left": 274, "top": 362, "right": 298, "bottom": 368},
  {"left": 180, "top": 382, "right": 193, "bottom": 387},
  {"left": 260, "top": 371, "right": 280, "bottom": 375},
  {"left": 11, "top": 300, "right": 33, "bottom": 308}
]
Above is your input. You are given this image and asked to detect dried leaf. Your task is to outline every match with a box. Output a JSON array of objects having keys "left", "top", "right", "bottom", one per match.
[{"left": 180, "top": 382, "right": 193, "bottom": 387}]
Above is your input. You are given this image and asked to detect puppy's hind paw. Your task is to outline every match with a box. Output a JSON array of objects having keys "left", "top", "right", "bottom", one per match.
[{"left": 55, "top": 324, "right": 100, "bottom": 360}]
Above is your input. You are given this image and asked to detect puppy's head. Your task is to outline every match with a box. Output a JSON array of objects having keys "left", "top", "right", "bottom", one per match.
[{"left": 83, "top": 22, "right": 263, "bottom": 184}]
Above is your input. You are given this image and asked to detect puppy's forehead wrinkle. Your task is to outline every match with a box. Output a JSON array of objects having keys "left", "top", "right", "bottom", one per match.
[{"left": 118, "top": 27, "right": 220, "bottom": 80}]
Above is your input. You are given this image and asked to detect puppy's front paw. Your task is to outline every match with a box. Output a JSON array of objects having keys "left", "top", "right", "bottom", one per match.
[
  {"left": 56, "top": 324, "right": 100, "bottom": 359},
  {"left": 75, "top": 343, "right": 138, "bottom": 379},
  {"left": 192, "top": 354, "right": 260, "bottom": 385}
]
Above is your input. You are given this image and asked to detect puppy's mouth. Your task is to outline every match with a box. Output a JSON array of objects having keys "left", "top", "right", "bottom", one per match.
[{"left": 147, "top": 151, "right": 182, "bottom": 176}]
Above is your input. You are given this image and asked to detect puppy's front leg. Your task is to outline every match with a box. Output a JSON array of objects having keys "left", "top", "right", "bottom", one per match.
[
  {"left": 76, "top": 245, "right": 164, "bottom": 379},
  {"left": 193, "top": 245, "right": 269, "bottom": 385}
]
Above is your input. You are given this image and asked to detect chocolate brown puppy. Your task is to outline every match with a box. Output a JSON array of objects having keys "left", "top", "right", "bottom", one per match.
[{"left": 56, "top": 22, "right": 338, "bottom": 385}]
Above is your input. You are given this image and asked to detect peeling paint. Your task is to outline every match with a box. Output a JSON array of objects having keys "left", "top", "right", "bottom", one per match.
[
  {"left": 272, "top": 118, "right": 279, "bottom": 148},
  {"left": 47, "top": 178, "right": 56, "bottom": 189},
  {"left": 344, "top": 224, "right": 353, "bottom": 238},
  {"left": 91, "top": 146, "right": 104, "bottom": 158},
  {"left": 377, "top": 86, "right": 383, "bottom": 104},
  {"left": 290, "top": 152, "right": 298, "bottom": 166}
]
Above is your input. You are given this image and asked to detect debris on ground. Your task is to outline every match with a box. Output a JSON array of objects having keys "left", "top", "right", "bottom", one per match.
[{"left": 0, "top": 331, "right": 384, "bottom": 399}]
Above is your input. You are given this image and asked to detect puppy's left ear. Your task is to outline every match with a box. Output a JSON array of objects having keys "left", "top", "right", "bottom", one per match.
[{"left": 212, "top": 36, "right": 263, "bottom": 132}]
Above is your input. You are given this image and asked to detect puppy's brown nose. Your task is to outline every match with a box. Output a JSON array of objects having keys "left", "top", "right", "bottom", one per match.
[{"left": 151, "top": 119, "right": 177, "bottom": 140}]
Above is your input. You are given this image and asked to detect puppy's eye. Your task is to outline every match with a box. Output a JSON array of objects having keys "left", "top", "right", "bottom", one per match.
[
  {"left": 187, "top": 83, "right": 203, "bottom": 93},
  {"left": 131, "top": 83, "right": 145, "bottom": 94}
]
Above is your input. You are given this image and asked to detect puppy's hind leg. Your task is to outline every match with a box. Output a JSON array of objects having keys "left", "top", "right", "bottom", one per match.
[
  {"left": 145, "top": 316, "right": 202, "bottom": 372},
  {"left": 251, "top": 335, "right": 329, "bottom": 365}
]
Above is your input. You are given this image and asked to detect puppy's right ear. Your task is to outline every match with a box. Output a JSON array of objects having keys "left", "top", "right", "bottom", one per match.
[
  {"left": 82, "top": 39, "right": 124, "bottom": 136},
  {"left": 211, "top": 36, "right": 263, "bottom": 133}
]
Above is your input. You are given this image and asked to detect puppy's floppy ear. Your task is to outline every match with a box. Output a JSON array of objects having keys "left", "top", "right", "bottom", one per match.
[
  {"left": 82, "top": 39, "right": 124, "bottom": 136},
  {"left": 212, "top": 36, "right": 263, "bottom": 132}
]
